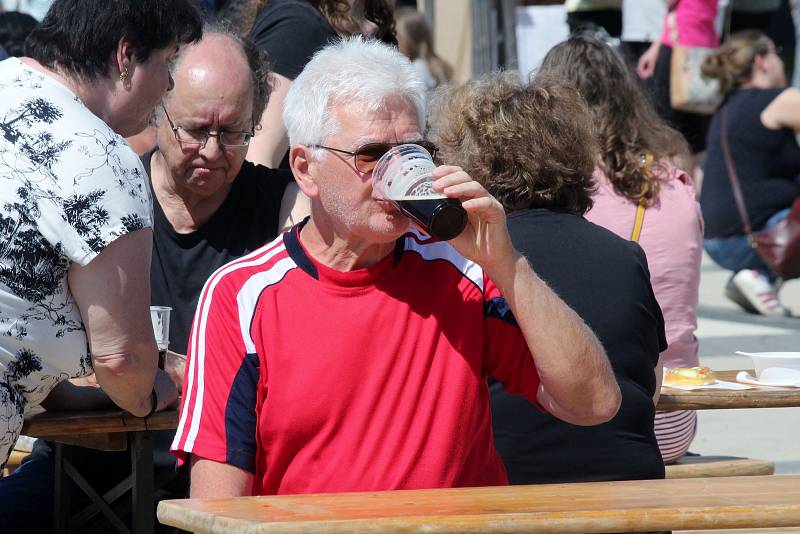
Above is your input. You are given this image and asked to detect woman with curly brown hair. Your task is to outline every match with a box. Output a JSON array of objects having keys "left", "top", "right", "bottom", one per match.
[
  {"left": 430, "top": 73, "right": 667, "bottom": 484},
  {"left": 536, "top": 35, "right": 704, "bottom": 465},
  {"left": 699, "top": 30, "right": 800, "bottom": 316}
]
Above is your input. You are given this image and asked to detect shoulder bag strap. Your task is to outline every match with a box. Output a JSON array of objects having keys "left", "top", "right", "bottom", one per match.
[
  {"left": 719, "top": 106, "right": 755, "bottom": 239},
  {"left": 630, "top": 200, "right": 646, "bottom": 242}
]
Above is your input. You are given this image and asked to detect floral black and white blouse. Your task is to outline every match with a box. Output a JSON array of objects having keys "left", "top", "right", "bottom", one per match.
[{"left": 0, "top": 59, "right": 153, "bottom": 467}]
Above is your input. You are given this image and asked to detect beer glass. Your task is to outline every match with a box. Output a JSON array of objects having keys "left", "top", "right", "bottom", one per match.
[
  {"left": 150, "top": 306, "right": 171, "bottom": 370},
  {"left": 372, "top": 144, "right": 467, "bottom": 241}
]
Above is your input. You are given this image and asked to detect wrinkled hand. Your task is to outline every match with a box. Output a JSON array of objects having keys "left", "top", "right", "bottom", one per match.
[
  {"left": 164, "top": 350, "right": 187, "bottom": 392},
  {"left": 431, "top": 166, "right": 515, "bottom": 271},
  {"left": 154, "top": 368, "right": 179, "bottom": 411},
  {"left": 637, "top": 41, "right": 661, "bottom": 79}
]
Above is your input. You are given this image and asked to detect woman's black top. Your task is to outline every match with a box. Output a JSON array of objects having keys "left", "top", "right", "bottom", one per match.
[
  {"left": 491, "top": 209, "right": 667, "bottom": 484},
  {"left": 701, "top": 87, "right": 800, "bottom": 238}
]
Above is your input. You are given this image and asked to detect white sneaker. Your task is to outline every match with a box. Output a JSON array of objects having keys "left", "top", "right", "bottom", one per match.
[{"left": 729, "top": 269, "right": 790, "bottom": 317}]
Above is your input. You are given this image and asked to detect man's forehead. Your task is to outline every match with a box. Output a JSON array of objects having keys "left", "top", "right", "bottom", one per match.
[
  {"left": 351, "top": 132, "right": 424, "bottom": 145},
  {"left": 330, "top": 98, "right": 422, "bottom": 142}
]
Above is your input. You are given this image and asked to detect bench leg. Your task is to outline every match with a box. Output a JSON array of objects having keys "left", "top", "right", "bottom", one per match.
[
  {"left": 130, "top": 432, "right": 155, "bottom": 534},
  {"left": 53, "top": 443, "right": 72, "bottom": 534}
]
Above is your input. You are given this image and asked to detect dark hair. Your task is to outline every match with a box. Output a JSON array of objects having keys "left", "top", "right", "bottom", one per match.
[
  {"left": 431, "top": 72, "right": 598, "bottom": 215},
  {"left": 24, "top": 0, "right": 203, "bottom": 80},
  {"left": 537, "top": 35, "right": 689, "bottom": 205},
  {"left": 702, "top": 30, "right": 774, "bottom": 95},
  {"left": 164, "top": 22, "right": 273, "bottom": 126},
  {"left": 0, "top": 11, "right": 38, "bottom": 57}
]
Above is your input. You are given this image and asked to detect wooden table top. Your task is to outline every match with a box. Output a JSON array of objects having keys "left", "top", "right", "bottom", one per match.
[
  {"left": 657, "top": 370, "right": 800, "bottom": 410},
  {"left": 22, "top": 408, "right": 179, "bottom": 438},
  {"left": 20, "top": 368, "right": 795, "bottom": 447},
  {"left": 157, "top": 475, "right": 800, "bottom": 534}
]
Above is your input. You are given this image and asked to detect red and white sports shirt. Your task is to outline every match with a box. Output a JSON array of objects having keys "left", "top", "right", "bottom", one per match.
[{"left": 171, "top": 222, "right": 542, "bottom": 495}]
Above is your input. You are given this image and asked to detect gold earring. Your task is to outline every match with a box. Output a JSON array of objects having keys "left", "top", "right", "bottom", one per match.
[{"left": 119, "top": 68, "right": 129, "bottom": 82}]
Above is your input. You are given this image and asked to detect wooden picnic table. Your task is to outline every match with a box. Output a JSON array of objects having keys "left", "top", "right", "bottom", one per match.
[
  {"left": 157, "top": 474, "right": 800, "bottom": 533},
  {"left": 22, "top": 408, "right": 180, "bottom": 534},
  {"left": 22, "top": 408, "right": 178, "bottom": 448},
  {"left": 657, "top": 370, "right": 800, "bottom": 411}
]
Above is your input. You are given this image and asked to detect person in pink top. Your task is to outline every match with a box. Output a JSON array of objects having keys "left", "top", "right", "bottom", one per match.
[
  {"left": 637, "top": 0, "right": 718, "bottom": 156},
  {"left": 538, "top": 35, "right": 704, "bottom": 463}
]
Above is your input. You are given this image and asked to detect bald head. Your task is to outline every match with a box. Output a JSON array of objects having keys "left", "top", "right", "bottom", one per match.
[
  {"left": 162, "top": 27, "right": 270, "bottom": 125},
  {"left": 154, "top": 27, "right": 271, "bottom": 197}
]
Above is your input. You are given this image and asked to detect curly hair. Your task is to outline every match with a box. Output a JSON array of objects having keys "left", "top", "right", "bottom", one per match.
[
  {"left": 536, "top": 35, "right": 689, "bottom": 205},
  {"left": 430, "top": 72, "right": 597, "bottom": 215},
  {"left": 701, "top": 30, "right": 773, "bottom": 95}
]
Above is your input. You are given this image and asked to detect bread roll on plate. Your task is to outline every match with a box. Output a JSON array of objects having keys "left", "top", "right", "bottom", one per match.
[{"left": 664, "top": 366, "right": 716, "bottom": 386}]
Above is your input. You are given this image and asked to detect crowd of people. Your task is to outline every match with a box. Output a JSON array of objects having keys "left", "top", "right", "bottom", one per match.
[{"left": 0, "top": 0, "right": 797, "bottom": 531}]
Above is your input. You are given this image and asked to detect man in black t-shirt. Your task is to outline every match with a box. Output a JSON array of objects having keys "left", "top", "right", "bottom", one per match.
[{"left": 148, "top": 28, "right": 297, "bottom": 386}]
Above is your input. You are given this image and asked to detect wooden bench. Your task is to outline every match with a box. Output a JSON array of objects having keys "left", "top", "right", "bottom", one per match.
[{"left": 666, "top": 455, "right": 775, "bottom": 479}]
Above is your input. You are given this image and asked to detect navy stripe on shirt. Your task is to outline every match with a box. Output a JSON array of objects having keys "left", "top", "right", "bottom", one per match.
[{"left": 224, "top": 352, "right": 260, "bottom": 473}]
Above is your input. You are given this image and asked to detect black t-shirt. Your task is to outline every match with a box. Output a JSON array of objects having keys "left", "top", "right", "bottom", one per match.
[
  {"left": 249, "top": 0, "right": 337, "bottom": 80},
  {"left": 490, "top": 209, "right": 667, "bottom": 484},
  {"left": 701, "top": 88, "right": 800, "bottom": 238},
  {"left": 144, "top": 153, "right": 293, "bottom": 354}
]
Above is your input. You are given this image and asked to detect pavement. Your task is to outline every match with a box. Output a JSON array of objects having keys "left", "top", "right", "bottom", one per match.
[{"left": 690, "top": 253, "right": 800, "bottom": 474}]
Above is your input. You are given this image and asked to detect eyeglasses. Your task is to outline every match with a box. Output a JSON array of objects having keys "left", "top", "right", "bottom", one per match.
[
  {"left": 309, "top": 141, "right": 439, "bottom": 173},
  {"left": 162, "top": 105, "right": 255, "bottom": 148}
]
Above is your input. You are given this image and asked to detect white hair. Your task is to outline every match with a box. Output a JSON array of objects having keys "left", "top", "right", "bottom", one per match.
[{"left": 283, "top": 36, "right": 427, "bottom": 150}]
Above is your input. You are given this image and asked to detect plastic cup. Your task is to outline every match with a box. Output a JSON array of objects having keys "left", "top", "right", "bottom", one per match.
[
  {"left": 150, "top": 306, "right": 171, "bottom": 369},
  {"left": 372, "top": 144, "right": 467, "bottom": 241}
]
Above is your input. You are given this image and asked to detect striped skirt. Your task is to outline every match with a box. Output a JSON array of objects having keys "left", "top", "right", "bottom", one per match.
[{"left": 655, "top": 409, "right": 697, "bottom": 464}]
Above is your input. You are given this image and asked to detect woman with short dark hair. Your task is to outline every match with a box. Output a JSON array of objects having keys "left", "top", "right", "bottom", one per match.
[
  {"left": 431, "top": 73, "right": 667, "bottom": 484},
  {"left": 0, "top": 0, "right": 202, "bottom": 471}
]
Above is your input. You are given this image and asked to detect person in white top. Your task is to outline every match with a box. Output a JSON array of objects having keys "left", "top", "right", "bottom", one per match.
[{"left": 0, "top": 0, "right": 202, "bottom": 471}]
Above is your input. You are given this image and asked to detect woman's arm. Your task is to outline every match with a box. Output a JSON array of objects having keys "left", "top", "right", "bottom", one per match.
[
  {"left": 638, "top": 0, "right": 680, "bottom": 79},
  {"left": 761, "top": 87, "right": 800, "bottom": 132},
  {"left": 246, "top": 73, "right": 293, "bottom": 169},
  {"left": 68, "top": 229, "right": 170, "bottom": 417}
]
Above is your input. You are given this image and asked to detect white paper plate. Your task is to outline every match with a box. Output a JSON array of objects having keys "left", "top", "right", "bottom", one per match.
[{"left": 735, "top": 351, "right": 800, "bottom": 385}]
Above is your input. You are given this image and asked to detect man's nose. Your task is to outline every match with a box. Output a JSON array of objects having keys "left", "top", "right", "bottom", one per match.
[{"left": 200, "top": 133, "right": 224, "bottom": 156}]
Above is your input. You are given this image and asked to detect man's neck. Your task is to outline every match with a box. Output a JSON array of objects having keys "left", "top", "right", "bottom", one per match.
[
  {"left": 298, "top": 214, "right": 397, "bottom": 271},
  {"left": 150, "top": 151, "right": 233, "bottom": 234}
]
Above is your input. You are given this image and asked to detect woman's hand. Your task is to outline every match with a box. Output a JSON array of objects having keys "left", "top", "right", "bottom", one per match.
[{"left": 637, "top": 41, "right": 661, "bottom": 79}]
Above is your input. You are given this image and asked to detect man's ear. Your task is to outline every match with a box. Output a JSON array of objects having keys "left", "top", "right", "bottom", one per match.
[{"left": 289, "top": 144, "right": 319, "bottom": 198}]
